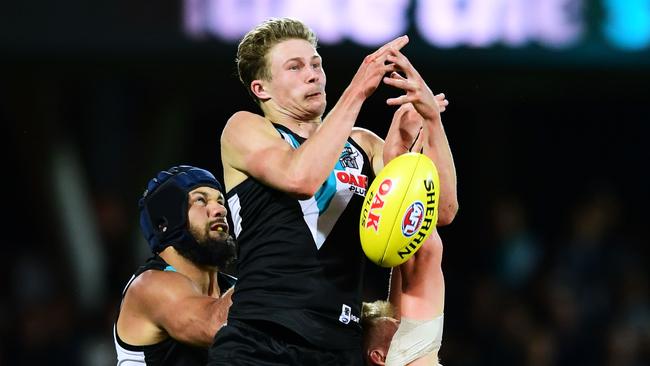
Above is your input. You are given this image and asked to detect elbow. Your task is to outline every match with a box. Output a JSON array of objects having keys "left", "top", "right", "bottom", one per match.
[
  {"left": 197, "top": 329, "right": 215, "bottom": 348},
  {"left": 171, "top": 323, "right": 214, "bottom": 348},
  {"left": 204, "top": 322, "right": 223, "bottom": 347},
  {"left": 436, "top": 200, "right": 459, "bottom": 226},
  {"left": 284, "top": 175, "right": 320, "bottom": 199},
  {"left": 205, "top": 314, "right": 229, "bottom": 347},
  {"left": 414, "top": 230, "right": 443, "bottom": 266},
  {"left": 261, "top": 166, "right": 319, "bottom": 199}
]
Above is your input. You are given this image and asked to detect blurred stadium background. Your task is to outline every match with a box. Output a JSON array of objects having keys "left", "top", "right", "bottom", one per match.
[{"left": 3, "top": 0, "right": 649, "bottom": 365}]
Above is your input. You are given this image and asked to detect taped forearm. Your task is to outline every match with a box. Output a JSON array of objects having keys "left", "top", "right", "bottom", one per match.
[{"left": 385, "top": 314, "right": 444, "bottom": 366}]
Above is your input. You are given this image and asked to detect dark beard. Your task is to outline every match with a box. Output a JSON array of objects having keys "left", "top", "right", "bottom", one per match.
[{"left": 175, "top": 232, "right": 237, "bottom": 270}]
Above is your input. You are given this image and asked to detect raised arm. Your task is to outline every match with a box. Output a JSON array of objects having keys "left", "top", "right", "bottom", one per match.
[
  {"left": 382, "top": 95, "right": 448, "bottom": 164},
  {"left": 352, "top": 95, "right": 447, "bottom": 184},
  {"left": 382, "top": 52, "right": 458, "bottom": 225},
  {"left": 398, "top": 230, "right": 444, "bottom": 321},
  {"left": 387, "top": 230, "right": 445, "bottom": 366},
  {"left": 221, "top": 36, "right": 409, "bottom": 197}
]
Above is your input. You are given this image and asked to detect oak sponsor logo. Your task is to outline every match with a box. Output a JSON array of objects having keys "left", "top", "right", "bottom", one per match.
[
  {"left": 336, "top": 171, "right": 368, "bottom": 197},
  {"left": 360, "top": 178, "right": 392, "bottom": 232}
]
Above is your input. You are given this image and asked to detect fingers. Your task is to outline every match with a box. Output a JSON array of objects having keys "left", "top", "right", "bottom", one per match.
[
  {"left": 397, "top": 102, "right": 416, "bottom": 112},
  {"left": 385, "top": 50, "right": 418, "bottom": 78},
  {"left": 382, "top": 73, "right": 420, "bottom": 107},
  {"left": 386, "top": 35, "right": 409, "bottom": 52},
  {"left": 383, "top": 74, "right": 416, "bottom": 91},
  {"left": 363, "top": 37, "right": 411, "bottom": 81},
  {"left": 366, "top": 35, "right": 409, "bottom": 65},
  {"left": 389, "top": 71, "right": 407, "bottom": 82},
  {"left": 372, "top": 35, "right": 409, "bottom": 58},
  {"left": 385, "top": 67, "right": 444, "bottom": 111},
  {"left": 386, "top": 94, "right": 414, "bottom": 106},
  {"left": 435, "top": 93, "right": 449, "bottom": 112}
]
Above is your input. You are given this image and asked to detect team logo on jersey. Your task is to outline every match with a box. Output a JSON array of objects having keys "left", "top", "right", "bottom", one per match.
[
  {"left": 402, "top": 201, "right": 425, "bottom": 237},
  {"left": 339, "top": 146, "right": 359, "bottom": 169},
  {"left": 338, "top": 304, "right": 360, "bottom": 324},
  {"left": 336, "top": 171, "right": 368, "bottom": 197}
]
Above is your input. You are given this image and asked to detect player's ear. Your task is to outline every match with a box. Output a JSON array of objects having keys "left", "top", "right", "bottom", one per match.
[
  {"left": 251, "top": 80, "right": 270, "bottom": 101},
  {"left": 369, "top": 349, "right": 386, "bottom": 365}
]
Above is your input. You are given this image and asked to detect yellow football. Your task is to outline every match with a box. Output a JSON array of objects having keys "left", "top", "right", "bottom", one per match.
[{"left": 359, "top": 153, "right": 440, "bottom": 267}]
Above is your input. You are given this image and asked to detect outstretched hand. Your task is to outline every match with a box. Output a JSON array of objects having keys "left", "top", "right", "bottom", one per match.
[
  {"left": 349, "top": 35, "right": 410, "bottom": 100},
  {"left": 382, "top": 51, "right": 443, "bottom": 122}
]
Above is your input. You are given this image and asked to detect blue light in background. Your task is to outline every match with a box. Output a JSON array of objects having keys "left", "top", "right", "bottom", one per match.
[{"left": 603, "top": 0, "right": 650, "bottom": 50}]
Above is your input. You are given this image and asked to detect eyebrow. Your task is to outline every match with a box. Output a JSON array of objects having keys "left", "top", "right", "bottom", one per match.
[
  {"left": 283, "top": 55, "right": 322, "bottom": 66},
  {"left": 190, "top": 190, "right": 223, "bottom": 201}
]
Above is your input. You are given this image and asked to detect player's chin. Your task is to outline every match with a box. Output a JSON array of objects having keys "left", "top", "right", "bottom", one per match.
[
  {"left": 304, "top": 102, "right": 327, "bottom": 118},
  {"left": 209, "top": 230, "right": 230, "bottom": 241}
]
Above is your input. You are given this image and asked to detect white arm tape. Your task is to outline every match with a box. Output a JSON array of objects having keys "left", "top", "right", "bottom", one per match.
[{"left": 385, "top": 314, "right": 444, "bottom": 366}]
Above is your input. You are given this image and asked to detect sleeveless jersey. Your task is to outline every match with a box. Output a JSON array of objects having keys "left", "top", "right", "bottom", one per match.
[
  {"left": 226, "top": 123, "right": 374, "bottom": 350},
  {"left": 114, "top": 255, "right": 236, "bottom": 365}
]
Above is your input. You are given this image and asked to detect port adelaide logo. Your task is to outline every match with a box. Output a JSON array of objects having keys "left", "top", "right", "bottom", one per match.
[{"left": 337, "top": 146, "right": 368, "bottom": 197}]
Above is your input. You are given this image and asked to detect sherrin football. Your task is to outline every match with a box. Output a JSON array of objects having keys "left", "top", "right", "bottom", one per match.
[{"left": 359, "top": 153, "right": 440, "bottom": 267}]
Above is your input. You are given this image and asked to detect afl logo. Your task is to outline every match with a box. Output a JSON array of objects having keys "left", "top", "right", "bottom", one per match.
[{"left": 402, "top": 201, "right": 425, "bottom": 237}]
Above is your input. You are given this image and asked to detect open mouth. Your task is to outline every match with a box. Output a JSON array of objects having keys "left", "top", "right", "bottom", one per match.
[{"left": 210, "top": 221, "right": 228, "bottom": 233}]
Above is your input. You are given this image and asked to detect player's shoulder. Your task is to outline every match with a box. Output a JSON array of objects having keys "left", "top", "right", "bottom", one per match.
[
  {"left": 351, "top": 126, "right": 381, "bottom": 139},
  {"left": 222, "top": 111, "right": 271, "bottom": 141},
  {"left": 127, "top": 269, "right": 198, "bottom": 304},
  {"left": 351, "top": 127, "right": 383, "bottom": 153},
  {"left": 230, "top": 110, "right": 262, "bottom": 121},
  {"left": 225, "top": 111, "right": 265, "bottom": 129}
]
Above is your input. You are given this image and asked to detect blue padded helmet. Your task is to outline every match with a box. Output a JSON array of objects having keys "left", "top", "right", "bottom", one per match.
[{"left": 139, "top": 165, "right": 223, "bottom": 253}]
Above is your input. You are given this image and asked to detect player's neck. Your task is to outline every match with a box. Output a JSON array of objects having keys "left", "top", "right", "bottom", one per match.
[
  {"left": 262, "top": 105, "right": 322, "bottom": 138},
  {"left": 159, "top": 247, "right": 218, "bottom": 296},
  {"left": 281, "top": 118, "right": 321, "bottom": 138}
]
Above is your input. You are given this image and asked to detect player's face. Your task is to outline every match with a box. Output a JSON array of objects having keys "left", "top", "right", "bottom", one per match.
[
  {"left": 184, "top": 187, "right": 236, "bottom": 268},
  {"left": 265, "top": 38, "right": 327, "bottom": 119},
  {"left": 188, "top": 187, "right": 229, "bottom": 241}
]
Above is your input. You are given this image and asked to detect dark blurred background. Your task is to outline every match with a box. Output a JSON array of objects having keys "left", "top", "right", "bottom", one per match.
[{"left": 3, "top": 0, "right": 649, "bottom": 365}]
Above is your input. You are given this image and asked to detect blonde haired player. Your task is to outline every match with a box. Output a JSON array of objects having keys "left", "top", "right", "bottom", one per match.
[
  {"left": 362, "top": 229, "right": 445, "bottom": 366},
  {"left": 210, "top": 17, "right": 456, "bottom": 365}
]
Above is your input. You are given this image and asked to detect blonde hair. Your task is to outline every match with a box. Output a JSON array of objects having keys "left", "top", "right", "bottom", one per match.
[
  {"left": 236, "top": 18, "right": 318, "bottom": 101},
  {"left": 362, "top": 300, "right": 396, "bottom": 323},
  {"left": 362, "top": 301, "right": 398, "bottom": 365}
]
